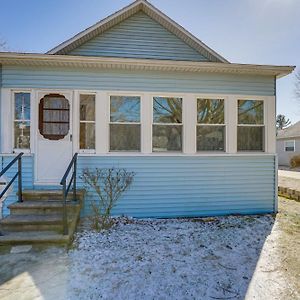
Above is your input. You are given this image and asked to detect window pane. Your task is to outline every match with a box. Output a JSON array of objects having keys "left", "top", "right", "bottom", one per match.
[
  {"left": 110, "top": 124, "right": 140, "bottom": 151},
  {"left": 39, "top": 95, "right": 70, "bottom": 140},
  {"left": 14, "top": 121, "right": 30, "bottom": 149},
  {"left": 80, "top": 95, "right": 95, "bottom": 121},
  {"left": 197, "top": 99, "right": 224, "bottom": 124},
  {"left": 197, "top": 126, "right": 225, "bottom": 151},
  {"left": 238, "top": 100, "right": 264, "bottom": 125},
  {"left": 237, "top": 126, "right": 264, "bottom": 151},
  {"left": 110, "top": 96, "right": 140, "bottom": 122},
  {"left": 15, "top": 93, "right": 30, "bottom": 120},
  {"left": 153, "top": 97, "right": 182, "bottom": 123},
  {"left": 153, "top": 125, "right": 182, "bottom": 152},
  {"left": 285, "top": 141, "right": 294, "bottom": 152},
  {"left": 80, "top": 123, "right": 95, "bottom": 150}
]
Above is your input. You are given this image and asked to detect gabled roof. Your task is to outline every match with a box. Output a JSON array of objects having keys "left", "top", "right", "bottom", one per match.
[
  {"left": 47, "top": 0, "right": 229, "bottom": 63},
  {"left": 277, "top": 121, "right": 300, "bottom": 139}
]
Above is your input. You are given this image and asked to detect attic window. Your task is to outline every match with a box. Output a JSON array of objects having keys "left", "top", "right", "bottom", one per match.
[{"left": 38, "top": 94, "right": 70, "bottom": 140}]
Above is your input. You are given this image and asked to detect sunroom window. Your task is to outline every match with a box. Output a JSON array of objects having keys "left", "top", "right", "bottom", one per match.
[
  {"left": 152, "top": 97, "right": 182, "bottom": 152},
  {"left": 237, "top": 100, "right": 264, "bottom": 151},
  {"left": 109, "top": 96, "right": 141, "bottom": 151},
  {"left": 14, "top": 92, "right": 30, "bottom": 150},
  {"left": 80, "top": 94, "right": 95, "bottom": 151},
  {"left": 197, "top": 98, "right": 225, "bottom": 151}
]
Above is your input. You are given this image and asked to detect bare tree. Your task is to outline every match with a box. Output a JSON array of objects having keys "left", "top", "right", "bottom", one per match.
[
  {"left": 276, "top": 114, "right": 291, "bottom": 130},
  {"left": 0, "top": 38, "right": 8, "bottom": 51}
]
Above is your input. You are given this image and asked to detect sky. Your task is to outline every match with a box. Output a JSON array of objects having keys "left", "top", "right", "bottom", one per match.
[{"left": 0, "top": 0, "right": 299, "bottom": 123}]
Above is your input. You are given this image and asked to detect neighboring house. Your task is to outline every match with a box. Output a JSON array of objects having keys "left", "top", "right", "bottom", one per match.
[
  {"left": 0, "top": 0, "right": 295, "bottom": 218},
  {"left": 277, "top": 121, "right": 300, "bottom": 166}
]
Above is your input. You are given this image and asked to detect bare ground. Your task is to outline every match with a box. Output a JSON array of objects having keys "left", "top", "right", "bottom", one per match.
[{"left": 0, "top": 197, "right": 299, "bottom": 300}]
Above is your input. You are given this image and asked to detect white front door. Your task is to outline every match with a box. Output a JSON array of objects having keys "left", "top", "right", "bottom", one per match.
[{"left": 35, "top": 91, "right": 73, "bottom": 185}]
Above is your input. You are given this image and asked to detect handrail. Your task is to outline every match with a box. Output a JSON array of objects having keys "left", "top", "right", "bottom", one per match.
[
  {"left": 0, "top": 153, "right": 24, "bottom": 202},
  {"left": 60, "top": 153, "right": 78, "bottom": 235}
]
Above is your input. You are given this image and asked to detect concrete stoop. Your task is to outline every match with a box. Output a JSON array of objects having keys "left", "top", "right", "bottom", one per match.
[{"left": 0, "top": 189, "right": 85, "bottom": 246}]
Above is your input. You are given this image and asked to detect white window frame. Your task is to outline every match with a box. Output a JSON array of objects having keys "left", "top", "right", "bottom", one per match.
[
  {"left": 237, "top": 99, "right": 265, "bottom": 152},
  {"left": 108, "top": 93, "right": 142, "bottom": 152},
  {"left": 12, "top": 91, "right": 32, "bottom": 153},
  {"left": 79, "top": 93, "right": 96, "bottom": 154},
  {"left": 152, "top": 95, "right": 184, "bottom": 153},
  {"left": 284, "top": 140, "right": 295, "bottom": 152},
  {"left": 196, "top": 98, "right": 226, "bottom": 152}
]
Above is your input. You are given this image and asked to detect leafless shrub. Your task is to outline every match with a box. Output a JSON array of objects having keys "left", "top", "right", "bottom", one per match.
[
  {"left": 290, "top": 155, "right": 300, "bottom": 168},
  {"left": 81, "top": 168, "right": 135, "bottom": 231}
]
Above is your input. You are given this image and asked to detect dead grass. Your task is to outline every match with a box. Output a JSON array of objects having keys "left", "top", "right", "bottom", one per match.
[{"left": 276, "top": 198, "right": 300, "bottom": 294}]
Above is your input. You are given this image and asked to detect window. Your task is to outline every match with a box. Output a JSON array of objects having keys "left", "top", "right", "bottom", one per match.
[
  {"left": 80, "top": 94, "right": 95, "bottom": 151},
  {"left": 284, "top": 140, "right": 295, "bottom": 152},
  {"left": 14, "top": 92, "right": 30, "bottom": 149},
  {"left": 197, "top": 98, "right": 225, "bottom": 151},
  {"left": 237, "top": 100, "right": 264, "bottom": 151},
  {"left": 152, "top": 97, "right": 182, "bottom": 152},
  {"left": 38, "top": 94, "right": 70, "bottom": 140},
  {"left": 109, "top": 96, "right": 141, "bottom": 151}
]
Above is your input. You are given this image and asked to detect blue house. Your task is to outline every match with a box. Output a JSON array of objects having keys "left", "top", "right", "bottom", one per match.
[{"left": 0, "top": 0, "right": 294, "bottom": 229}]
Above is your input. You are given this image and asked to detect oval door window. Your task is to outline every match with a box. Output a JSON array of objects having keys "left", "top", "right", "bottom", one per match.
[{"left": 39, "top": 94, "right": 70, "bottom": 140}]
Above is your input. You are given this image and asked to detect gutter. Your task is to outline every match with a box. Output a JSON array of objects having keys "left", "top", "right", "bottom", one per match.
[{"left": 0, "top": 52, "right": 295, "bottom": 78}]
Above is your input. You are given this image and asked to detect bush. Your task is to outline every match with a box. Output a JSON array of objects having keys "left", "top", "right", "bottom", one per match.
[
  {"left": 290, "top": 155, "right": 300, "bottom": 168},
  {"left": 81, "top": 168, "right": 135, "bottom": 231}
]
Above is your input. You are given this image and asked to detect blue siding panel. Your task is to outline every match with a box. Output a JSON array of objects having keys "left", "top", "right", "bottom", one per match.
[
  {"left": 0, "top": 154, "right": 276, "bottom": 218},
  {"left": 2, "top": 66, "right": 275, "bottom": 96},
  {"left": 77, "top": 155, "right": 276, "bottom": 218},
  {"left": 69, "top": 12, "right": 208, "bottom": 62},
  {"left": 0, "top": 155, "right": 34, "bottom": 216}
]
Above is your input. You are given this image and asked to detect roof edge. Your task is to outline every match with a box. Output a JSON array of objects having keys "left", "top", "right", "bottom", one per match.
[{"left": 0, "top": 52, "right": 295, "bottom": 78}]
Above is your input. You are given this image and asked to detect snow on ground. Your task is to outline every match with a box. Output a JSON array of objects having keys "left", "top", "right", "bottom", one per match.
[{"left": 68, "top": 215, "right": 277, "bottom": 300}]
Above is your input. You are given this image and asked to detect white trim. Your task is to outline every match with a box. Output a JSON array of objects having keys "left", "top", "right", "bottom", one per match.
[
  {"left": 0, "top": 53, "right": 294, "bottom": 78},
  {"left": 1, "top": 89, "right": 276, "bottom": 157}
]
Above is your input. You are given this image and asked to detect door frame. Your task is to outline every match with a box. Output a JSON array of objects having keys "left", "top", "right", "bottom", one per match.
[{"left": 34, "top": 89, "right": 74, "bottom": 185}]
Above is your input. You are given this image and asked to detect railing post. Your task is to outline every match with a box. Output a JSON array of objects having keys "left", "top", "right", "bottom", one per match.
[
  {"left": 73, "top": 154, "right": 77, "bottom": 202},
  {"left": 18, "top": 155, "right": 22, "bottom": 202},
  {"left": 62, "top": 184, "right": 68, "bottom": 235}
]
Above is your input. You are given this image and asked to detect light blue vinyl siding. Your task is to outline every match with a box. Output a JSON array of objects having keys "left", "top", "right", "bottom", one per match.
[
  {"left": 0, "top": 154, "right": 276, "bottom": 218},
  {"left": 0, "top": 155, "right": 34, "bottom": 216},
  {"left": 2, "top": 66, "right": 275, "bottom": 96},
  {"left": 77, "top": 155, "right": 276, "bottom": 218},
  {"left": 69, "top": 12, "right": 208, "bottom": 62}
]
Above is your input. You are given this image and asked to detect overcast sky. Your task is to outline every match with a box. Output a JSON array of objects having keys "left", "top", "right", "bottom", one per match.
[{"left": 1, "top": 0, "right": 299, "bottom": 123}]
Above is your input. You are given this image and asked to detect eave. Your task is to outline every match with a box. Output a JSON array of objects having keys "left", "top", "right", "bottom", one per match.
[{"left": 0, "top": 52, "right": 295, "bottom": 78}]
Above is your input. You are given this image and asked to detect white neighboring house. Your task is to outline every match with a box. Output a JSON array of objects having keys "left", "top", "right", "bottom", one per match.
[{"left": 277, "top": 121, "right": 300, "bottom": 166}]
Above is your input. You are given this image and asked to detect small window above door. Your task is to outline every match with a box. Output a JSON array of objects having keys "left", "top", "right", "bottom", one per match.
[{"left": 39, "top": 94, "right": 70, "bottom": 140}]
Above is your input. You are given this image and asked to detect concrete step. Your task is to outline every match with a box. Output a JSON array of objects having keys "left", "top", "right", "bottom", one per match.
[
  {"left": 8, "top": 201, "right": 80, "bottom": 215},
  {"left": 0, "top": 231, "right": 70, "bottom": 245},
  {"left": 21, "top": 189, "right": 85, "bottom": 201},
  {"left": 0, "top": 214, "right": 68, "bottom": 233}
]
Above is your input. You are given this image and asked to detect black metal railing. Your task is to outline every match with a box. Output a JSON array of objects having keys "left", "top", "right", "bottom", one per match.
[
  {"left": 0, "top": 153, "right": 24, "bottom": 202},
  {"left": 60, "top": 153, "right": 78, "bottom": 235}
]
